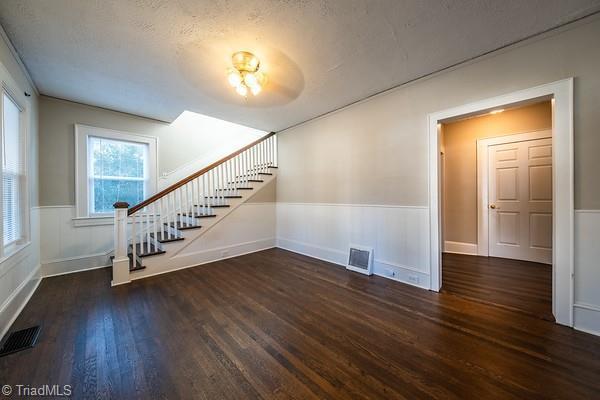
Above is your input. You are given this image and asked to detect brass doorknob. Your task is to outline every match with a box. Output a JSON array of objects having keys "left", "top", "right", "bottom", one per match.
[{"left": 489, "top": 204, "right": 497, "bottom": 209}]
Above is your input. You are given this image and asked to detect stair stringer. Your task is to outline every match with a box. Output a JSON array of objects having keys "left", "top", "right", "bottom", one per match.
[{"left": 128, "top": 171, "right": 276, "bottom": 280}]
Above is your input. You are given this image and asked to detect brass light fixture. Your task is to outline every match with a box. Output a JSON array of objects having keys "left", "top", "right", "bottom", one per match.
[{"left": 227, "top": 51, "right": 266, "bottom": 97}]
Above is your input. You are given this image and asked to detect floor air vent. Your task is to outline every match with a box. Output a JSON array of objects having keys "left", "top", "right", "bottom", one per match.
[
  {"left": 347, "top": 245, "right": 374, "bottom": 275},
  {"left": 0, "top": 326, "right": 41, "bottom": 357}
]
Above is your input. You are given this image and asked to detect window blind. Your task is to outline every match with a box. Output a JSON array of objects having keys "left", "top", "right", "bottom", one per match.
[{"left": 2, "top": 92, "right": 23, "bottom": 246}]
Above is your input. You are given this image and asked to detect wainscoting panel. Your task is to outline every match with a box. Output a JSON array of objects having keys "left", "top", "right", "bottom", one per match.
[
  {"left": 0, "top": 207, "right": 41, "bottom": 339},
  {"left": 574, "top": 210, "right": 600, "bottom": 335},
  {"left": 40, "top": 204, "right": 276, "bottom": 278},
  {"left": 39, "top": 206, "right": 113, "bottom": 276},
  {"left": 276, "top": 203, "right": 430, "bottom": 289}
]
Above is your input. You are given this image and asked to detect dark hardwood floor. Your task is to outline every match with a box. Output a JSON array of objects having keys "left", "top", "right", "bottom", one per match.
[
  {"left": 442, "top": 253, "right": 553, "bottom": 321},
  {"left": 1, "top": 248, "right": 599, "bottom": 399}
]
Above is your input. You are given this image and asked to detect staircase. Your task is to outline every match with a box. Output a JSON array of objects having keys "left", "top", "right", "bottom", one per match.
[{"left": 111, "top": 132, "right": 277, "bottom": 285}]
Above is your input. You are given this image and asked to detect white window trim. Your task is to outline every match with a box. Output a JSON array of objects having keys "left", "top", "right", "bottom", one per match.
[
  {"left": 74, "top": 124, "right": 158, "bottom": 225},
  {"left": 0, "top": 81, "right": 30, "bottom": 260}
]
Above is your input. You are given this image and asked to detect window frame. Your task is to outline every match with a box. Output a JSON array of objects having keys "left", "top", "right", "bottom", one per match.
[
  {"left": 74, "top": 124, "right": 157, "bottom": 224},
  {"left": 0, "top": 82, "right": 29, "bottom": 259}
]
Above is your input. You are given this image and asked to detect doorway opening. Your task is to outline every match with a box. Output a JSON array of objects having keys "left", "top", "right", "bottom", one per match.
[
  {"left": 440, "top": 101, "right": 553, "bottom": 320},
  {"left": 428, "top": 79, "right": 574, "bottom": 327}
]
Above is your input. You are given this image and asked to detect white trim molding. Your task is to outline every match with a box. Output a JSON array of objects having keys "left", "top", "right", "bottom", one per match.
[
  {"left": 428, "top": 78, "right": 574, "bottom": 327},
  {"left": 476, "top": 129, "right": 552, "bottom": 257},
  {"left": 444, "top": 241, "right": 478, "bottom": 256},
  {"left": 573, "top": 303, "right": 600, "bottom": 336}
]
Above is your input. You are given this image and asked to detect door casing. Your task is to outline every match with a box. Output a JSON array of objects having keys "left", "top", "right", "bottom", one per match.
[{"left": 428, "top": 78, "right": 574, "bottom": 327}]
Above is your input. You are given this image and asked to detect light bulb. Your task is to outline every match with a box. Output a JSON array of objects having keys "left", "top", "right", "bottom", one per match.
[
  {"left": 228, "top": 70, "right": 242, "bottom": 87},
  {"left": 254, "top": 71, "right": 266, "bottom": 85},
  {"left": 250, "top": 84, "right": 262, "bottom": 96},
  {"left": 236, "top": 84, "right": 248, "bottom": 97},
  {"left": 244, "top": 72, "right": 259, "bottom": 88}
]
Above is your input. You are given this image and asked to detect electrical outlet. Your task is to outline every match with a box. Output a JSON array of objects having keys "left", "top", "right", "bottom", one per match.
[
  {"left": 408, "top": 274, "right": 419, "bottom": 284},
  {"left": 385, "top": 268, "right": 396, "bottom": 278},
  {"left": 221, "top": 251, "right": 229, "bottom": 258}
]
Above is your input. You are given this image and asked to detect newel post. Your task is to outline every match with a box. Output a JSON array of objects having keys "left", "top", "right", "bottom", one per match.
[{"left": 112, "top": 202, "right": 130, "bottom": 286}]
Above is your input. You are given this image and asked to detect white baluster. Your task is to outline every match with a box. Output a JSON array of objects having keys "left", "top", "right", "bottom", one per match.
[
  {"left": 138, "top": 213, "right": 143, "bottom": 255},
  {"left": 131, "top": 214, "right": 137, "bottom": 267},
  {"left": 202, "top": 173, "right": 207, "bottom": 216},
  {"left": 274, "top": 134, "right": 278, "bottom": 167},
  {"left": 152, "top": 202, "right": 158, "bottom": 244},
  {"left": 145, "top": 210, "right": 151, "bottom": 253},
  {"left": 219, "top": 164, "right": 224, "bottom": 205},
  {"left": 262, "top": 140, "right": 266, "bottom": 172},
  {"left": 209, "top": 169, "right": 214, "bottom": 215}
]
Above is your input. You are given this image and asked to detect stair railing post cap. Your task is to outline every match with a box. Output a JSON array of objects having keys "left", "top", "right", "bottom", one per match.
[{"left": 113, "top": 202, "right": 130, "bottom": 209}]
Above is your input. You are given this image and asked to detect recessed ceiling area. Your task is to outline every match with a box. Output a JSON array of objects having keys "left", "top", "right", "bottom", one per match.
[{"left": 1, "top": 0, "right": 599, "bottom": 131}]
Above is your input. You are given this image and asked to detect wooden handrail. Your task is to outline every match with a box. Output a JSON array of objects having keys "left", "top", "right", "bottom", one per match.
[{"left": 128, "top": 132, "right": 276, "bottom": 215}]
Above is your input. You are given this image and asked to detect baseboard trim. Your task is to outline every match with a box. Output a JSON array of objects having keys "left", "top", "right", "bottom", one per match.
[
  {"left": 0, "top": 264, "right": 41, "bottom": 340},
  {"left": 444, "top": 241, "right": 479, "bottom": 256},
  {"left": 276, "top": 238, "right": 430, "bottom": 290},
  {"left": 573, "top": 302, "right": 600, "bottom": 336},
  {"left": 42, "top": 252, "right": 112, "bottom": 278},
  {"left": 131, "top": 238, "right": 277, "bottom": 281}
]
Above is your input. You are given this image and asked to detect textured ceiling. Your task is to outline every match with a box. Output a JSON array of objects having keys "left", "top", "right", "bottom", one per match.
[{"left": 1, "top": 1, "right": 599, "bottom": 131}]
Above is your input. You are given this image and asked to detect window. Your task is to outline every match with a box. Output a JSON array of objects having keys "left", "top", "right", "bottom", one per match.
[
  {"left": 88, "top": 136, "right": 148, "bottom": 214},
  {"left": 2, "top": 91, "right": 26, "bottom": 250},
  {"left": 75, "top": 125, "right": 157, "bottom": 220}
]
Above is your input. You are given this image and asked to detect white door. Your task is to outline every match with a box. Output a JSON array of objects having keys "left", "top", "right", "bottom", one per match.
[{"left": 488, "top": 137, "right": 552, "bottom": 264}]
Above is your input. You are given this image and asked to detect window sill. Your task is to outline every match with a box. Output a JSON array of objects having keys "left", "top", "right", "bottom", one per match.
[{"left": 72, "top": 216, "right": 114, "bottom": 227}]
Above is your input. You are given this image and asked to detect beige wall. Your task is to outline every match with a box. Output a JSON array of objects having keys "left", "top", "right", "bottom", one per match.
[
  {"left": 247, "top": 178, "right": 276, "bottom": 203},
  {"left": 38, "top": 96, "right": 265, "bottom": 206},
  {"left": 442, "top": 101, "right": 552, "bottom": 244},
  {"left": 277, "top": 17, "right": 600, "bottom": 210}
]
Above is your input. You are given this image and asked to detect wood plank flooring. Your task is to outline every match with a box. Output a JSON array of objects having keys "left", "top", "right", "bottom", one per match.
[
  {"left": 442, "top": 253, "right": 553, "bottom": 320},
  {"left": 1, "top": 248, "right": 599, "bottom": 399}
]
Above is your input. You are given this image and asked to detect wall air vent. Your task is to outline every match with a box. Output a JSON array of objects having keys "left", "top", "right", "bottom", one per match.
[{"left": 347, "top": 245, "right": 374, "bottom": 275}]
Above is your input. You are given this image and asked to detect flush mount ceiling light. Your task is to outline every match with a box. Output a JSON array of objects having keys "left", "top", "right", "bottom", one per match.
[{"left": 227, "top": 51, "right": 266, "bottom": 97}]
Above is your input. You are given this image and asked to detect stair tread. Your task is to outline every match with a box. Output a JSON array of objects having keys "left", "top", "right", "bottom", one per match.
[
  {"left": 205, "top": 195, "right": 242, "bottom": 199},
  {"left": 180, "top": 212, "right": 217, "bottom": 218},
  {"left": 150, "top": 232, "right": 184, "bottom": 243},
  {"left": 130, "top": 243, "right": 165, "bottom": 257},
  {"left": 258, "top": 172, "right": 273, "bottom": 175},
  {"left": 167, "top": 222, "right": 202, "bottom": 230},
  {"left": 127, "top": 252, "right": 145, "bottom": 271},
  {"left": 248, "top": 179, "right": 264, "bottom": 182}
]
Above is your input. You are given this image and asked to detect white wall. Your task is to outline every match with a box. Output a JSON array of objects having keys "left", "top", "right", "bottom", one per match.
[{"left": 0, "top": 29, "right": 41, "bottom": 338}]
